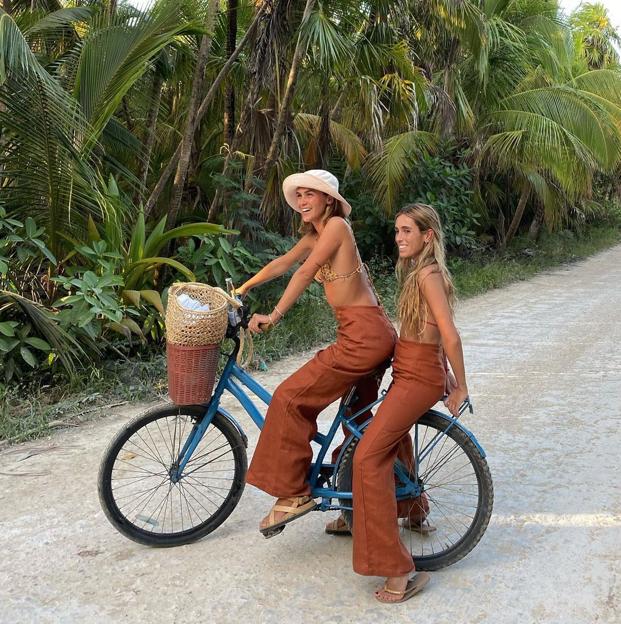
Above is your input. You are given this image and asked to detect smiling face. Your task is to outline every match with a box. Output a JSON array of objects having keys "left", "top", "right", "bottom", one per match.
[
  {"left": 395, "top": 213, "right": 433, "bottom": 259},
  {"left": 296, "top": 187, "right": 333, "bottom": 224}
]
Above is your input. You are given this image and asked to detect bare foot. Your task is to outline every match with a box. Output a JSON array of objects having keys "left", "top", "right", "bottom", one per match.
[
  {"left": 374, "top": 574, "right": 410, "bottom": 603},
  {"left": 374, "top": 571, "right": 430, "bottom": 604}
]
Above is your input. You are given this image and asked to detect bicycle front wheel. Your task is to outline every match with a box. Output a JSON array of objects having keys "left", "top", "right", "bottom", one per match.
[
  {"left": 98, "top": 404, "right": 247, "bottom": 546},
  {"left": 336, "top": 410, "right": 493, "bottom": 570}
]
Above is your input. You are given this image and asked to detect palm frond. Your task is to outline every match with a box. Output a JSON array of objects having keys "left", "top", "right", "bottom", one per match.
[
  {"left": 365, "top": 130, "right": 438, "bottom": 213},
  {"left": 293, "top": 112, "right": 367, "bottom": 169},
  {"left": 0, "top": 289, "right": 97, "bottom": 378},
  {"left": 73, "top": 1, "right": 201, "bottom": 147}
]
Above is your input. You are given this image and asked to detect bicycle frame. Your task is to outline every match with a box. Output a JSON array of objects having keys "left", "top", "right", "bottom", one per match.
[{"left": 173, "top": 330, "right": 483, "bottom": 513}]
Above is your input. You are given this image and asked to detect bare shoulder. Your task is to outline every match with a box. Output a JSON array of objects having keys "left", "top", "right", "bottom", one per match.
[
  {"left": 323, "top": 216, "right": 350, "bottom": 235},
  {"left": 417, "top": 263, "right": 441, "bottom": 285}
]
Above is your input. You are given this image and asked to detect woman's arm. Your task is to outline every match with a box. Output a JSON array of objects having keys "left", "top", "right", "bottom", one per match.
[
  {"left": 248, "top": 218, "right": 348, "bottom": 332},
  {"left": 236, "top": 234, "right": 314, "bottom": 295},
  {"left": 420, "top": 271, "right": 468, "bottom": 416}
]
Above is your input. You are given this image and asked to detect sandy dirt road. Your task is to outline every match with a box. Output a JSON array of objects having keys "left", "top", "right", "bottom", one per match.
[{"left": 1, "top": 245, "right": 620, "bottom": 624}]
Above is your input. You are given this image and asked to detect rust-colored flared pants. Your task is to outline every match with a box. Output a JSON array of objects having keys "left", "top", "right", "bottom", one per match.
[
  {"left": 352, "top": 339, "right": 446, "bottom": 577},
  {"left": 246, "top": 305, "right": 397, "bottom": 497}
]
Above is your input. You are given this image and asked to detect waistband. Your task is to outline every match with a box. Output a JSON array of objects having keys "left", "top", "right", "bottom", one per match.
[
  {"left": 396, "top": 337, "right": 443, "bottom": 353},
  {"left": 332, "top": 304, "right": 388, "bottom": 319}
]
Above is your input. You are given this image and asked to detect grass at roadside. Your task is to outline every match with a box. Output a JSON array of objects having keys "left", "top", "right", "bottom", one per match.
[
  {"left": 1, "top": 224, "right": 620, "bottom": 443},
  {"left": 451, "top": 226, "right": 621, "bottom": 297}
]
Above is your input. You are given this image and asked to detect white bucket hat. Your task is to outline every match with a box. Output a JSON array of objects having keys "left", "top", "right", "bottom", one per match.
[{"left": 282, "top": 169, "right": 352, "bottom": 217}]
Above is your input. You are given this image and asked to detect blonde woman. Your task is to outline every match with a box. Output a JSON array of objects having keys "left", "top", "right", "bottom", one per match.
[
  {"left": 352, "top": 203, "right": 468, "bottom": 604},
  {"left": 236, "top": 169, "right": 398, "bottom": 536}
]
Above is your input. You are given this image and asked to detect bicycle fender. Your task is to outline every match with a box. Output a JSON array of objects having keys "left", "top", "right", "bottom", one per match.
[
  {"left": 426, "top": 408, "right": 486, "bottom": 458},
  {"left": 217, "top": 407, "right": 249, "bottom": 448},
  {"left": 333, "top": 409, "right": 486, "bottom": 470}
]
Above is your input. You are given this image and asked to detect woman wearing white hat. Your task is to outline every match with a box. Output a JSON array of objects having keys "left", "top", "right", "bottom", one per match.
[{"left": 235, "top": 169, "right": 402, "bottom": 537}]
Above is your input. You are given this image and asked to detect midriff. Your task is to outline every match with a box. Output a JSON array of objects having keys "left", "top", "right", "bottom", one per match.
[{"left": 322, "top": 270, "right": 379, "bottom": 308}]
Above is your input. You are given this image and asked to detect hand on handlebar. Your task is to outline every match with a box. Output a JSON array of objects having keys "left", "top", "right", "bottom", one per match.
[
  {"left": 248, "top": 312, "right": 273, "bottom": 334},
  {"left": 444, "top": 387, "right": 469, "bottom": 417}
]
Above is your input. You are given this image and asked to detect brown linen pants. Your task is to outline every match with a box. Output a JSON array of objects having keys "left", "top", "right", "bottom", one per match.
[
  {"left": 246, "top": 305, "right": 397, "bottom": 497},
  {"left": 352, "top": 339, "right": 446, "bottom": 577}
]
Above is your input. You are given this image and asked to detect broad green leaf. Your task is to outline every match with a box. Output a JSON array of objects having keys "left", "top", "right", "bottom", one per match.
[
  {"left": 31, "top": 239, "right": 58, "bottom": 265},
  {"left": 147, "top": 223, "right": 236, "bottom": 257},
  {"left": 121, "top": 317, "right": 144, "bottom": 338},
  {"left": 124, "top": 257, "right": 196, "bottom": 289},
  {"left": 219, "top": 236, "right": 232, "bottom": 253},
  {"left": 143, "top": 215, "right": 168, "bottom": 258},
  {"left": 87, "top": 216, "right": 101, "bottom": 242},
  {"left": 25, "top": 217, "right": 37, "bottom": 238},
  {"left": 20, "top": 346, "right": 38, "bottom": 368},
  {"left": 139, "top": 289, "right": 165, "bottom": 315},
  {"left": 24, "top": 337, "right": 52, "bottom": 351},
  {"left": 0, "top": 336, "right": 20, "bottom": 351},
  {"left": 129, "top": 211, "right": 146, "bottom": 263},
  {"left": 107, "top": 321, "right": 131, "bottom": 339},
  {"left": 0, "top": 321, "right": 17, "bottom": 337},
  {"left": 121, "top": 289, "right": 141, "bottom": 307}
]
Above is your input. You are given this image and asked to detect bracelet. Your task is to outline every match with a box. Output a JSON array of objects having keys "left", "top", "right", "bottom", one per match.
[
  {"left": 274, "top": 305, "right": 285, "bottom": 319},
  {"left": 268, "top": 313, "right": 274, "bottom": 325}
]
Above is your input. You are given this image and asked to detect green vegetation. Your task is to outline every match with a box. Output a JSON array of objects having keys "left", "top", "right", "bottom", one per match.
[
  {"left": 2, "top": 221, "right": 619, "bottom": 444},
  {"left": 2, "top": 1, "right": 621, "bottom": 441}
]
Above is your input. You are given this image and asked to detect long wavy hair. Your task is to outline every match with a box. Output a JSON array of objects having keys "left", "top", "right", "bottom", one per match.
[
  {"left": 396, "top": 203, "right": 455, "bottom": 335},
  {"left": 298, "top": 193, "right": 347, "bottom": 235}
]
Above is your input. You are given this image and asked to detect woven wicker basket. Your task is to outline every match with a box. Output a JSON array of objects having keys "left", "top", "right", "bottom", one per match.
[
  {"left": 165, "top": 282, "right": 229, "bottom": 405},
  {"left": 167, "top": 343, "right": 220, "bottom": 405},
  {"left": 165, "top": 282, "right": 228, "bottom": 346}
]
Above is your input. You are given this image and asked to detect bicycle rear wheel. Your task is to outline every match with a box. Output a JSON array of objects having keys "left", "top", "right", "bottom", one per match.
[
  {"left": 336, "top": 410, "right": 493, "bottom": 570},
  {"left": 98, "top": 404, "right": 247, "bottom": 546}
]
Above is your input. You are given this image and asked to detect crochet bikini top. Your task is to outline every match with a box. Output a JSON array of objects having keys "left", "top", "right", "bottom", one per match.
[{"left": 314, "top": 259, "right": 364, "bottom": 284}]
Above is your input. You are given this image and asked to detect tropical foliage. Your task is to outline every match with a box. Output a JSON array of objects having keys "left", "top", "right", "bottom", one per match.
[{"left": 1, "top": 0, "right": 621, "bottom": 382}]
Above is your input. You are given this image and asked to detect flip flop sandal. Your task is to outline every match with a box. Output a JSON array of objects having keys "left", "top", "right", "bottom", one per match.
[
  {"left": 375, "top": 572, "right": 431, "bottom": 604},
  {"left": 325, "top": 515, "right": 351, "bottom": 536},
  {"left": 259, "top": 496, "right": 317, "bottom": 539},
  {"left": 400, "top": 517, "right": 437, "bottom": 535}
]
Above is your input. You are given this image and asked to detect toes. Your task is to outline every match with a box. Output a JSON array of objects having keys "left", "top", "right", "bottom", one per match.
[{"left": 374, "top": 590, "right": 400, "bottom": 603}]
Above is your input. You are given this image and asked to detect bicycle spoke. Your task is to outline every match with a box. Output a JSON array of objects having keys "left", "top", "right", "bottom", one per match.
[{"left": 105, "top": 412, "right": 245, "bottom": 539}]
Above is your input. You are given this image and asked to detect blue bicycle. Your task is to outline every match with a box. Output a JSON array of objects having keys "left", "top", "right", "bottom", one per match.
[{"left": 98, "top": 302, "right": 493, "bottom": 571}]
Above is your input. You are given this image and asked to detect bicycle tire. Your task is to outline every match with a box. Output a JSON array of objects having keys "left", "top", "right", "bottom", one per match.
[
  {"left": 98, "top": 403, "right": 247, "bottom": 547},
  {"left": 336, "top": 410, "right": 493, "bottom": 570}
]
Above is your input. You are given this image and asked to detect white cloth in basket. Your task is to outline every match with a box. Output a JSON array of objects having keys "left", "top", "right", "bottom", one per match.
[{"left": 177, "top": 293, "right": 211, "bottom": 312}]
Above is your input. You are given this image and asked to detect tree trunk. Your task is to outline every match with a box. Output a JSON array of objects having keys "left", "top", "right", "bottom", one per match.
[
  {"left": 528, "top": 202, "right": 544, "bottom": 240},
  {"left": 144, "top": 4, "right": 267, "bottom": 216},
  {"left": 224, "top": 0, "right": 238, "bottom": 145},
  {"left": 261, "top": 0, "right": 316, "bottom": 175},
  {"left": 136, "top": 71, "right": 164, "bottom": 208},
  {"left": 207, "top": 3, "right": 276, "bottom": 221},
  {"left": 504, "top": 186, "right": 530, "bottom": 247},
  {"left": 317, "top": 75, "right": 331, "bottom": 167},
  {"left": 167, "top": 0, "right": 219, "bottom": 228}
]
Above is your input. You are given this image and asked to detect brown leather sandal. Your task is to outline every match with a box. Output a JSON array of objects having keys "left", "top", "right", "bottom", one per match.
[
  {"left": 259, "top": 496, "right": 317, "bottom": 538},
  {"left": 325, "top": 515, "right": 351, "bottom": 535},
  {"left": 375, "top": 572, "right": 430, "bottom": 604},
  {"left": 400, "top": 517, "right": 437, "bottom": 535}
]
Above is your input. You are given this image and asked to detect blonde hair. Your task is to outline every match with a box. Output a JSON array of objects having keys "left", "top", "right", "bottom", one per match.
[
  {"left": 298, "top": 194, "right": 347, "bottom": 235},
  {"left": 396, "top": 203, "right": 456, "bottom": 335}
]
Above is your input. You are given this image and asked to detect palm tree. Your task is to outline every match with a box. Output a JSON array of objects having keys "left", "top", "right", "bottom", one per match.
[
  {"left": 0, "top": 2, "right": 198, "bottom": 257},
  {"left": 570, "top": 2, "right": 621, "bottom": 70}
]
